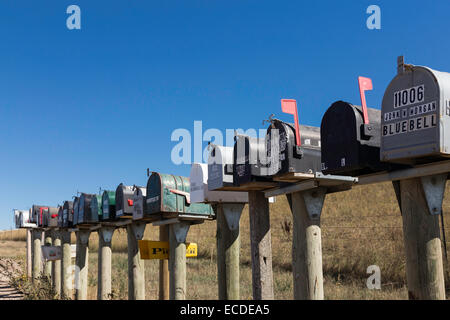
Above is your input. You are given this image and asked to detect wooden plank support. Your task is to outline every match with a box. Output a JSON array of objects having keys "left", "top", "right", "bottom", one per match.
[
  {"left": 248, "top": 191, "right": 274, "bottom": 300},
  {"left": 51, "top": 230, "right": 61, "bottom": 297},
  {"left": 398, "top": 176, "right": 446, "bottom": 300},
  {"left": 75, "top": 230, "right": 90, "bottom": 300},
  {"left": 127, "top": 222, "right": 146, "bottom": 300},
  {"left": 159, "top": 225, "right": 170, "bottom": 300},
  {"left": 217, "top": 203, "right": 244, "bottom": 300},
  {"left": 98, "top": 227, "right": 115, "bottom": 300},
  {"left": 60, "top": 230, "right": 72, "bottom": 299},
  {"left": 289, "top": 188, "right": 326, "bottom": 300},
  {"left": 32, "top": 229, "right": 43, "bottom": 282},
  {"left": 169, "top": 221, "right": 191, "bottom": 300}
]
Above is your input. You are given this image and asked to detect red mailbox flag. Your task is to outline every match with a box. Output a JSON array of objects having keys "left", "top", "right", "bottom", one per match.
[
  {"left": 358, "top": 76, "right": 373, "bottom": 124},
  {"left": 281, "top": 99, "right": 301, "bottom": 146}
]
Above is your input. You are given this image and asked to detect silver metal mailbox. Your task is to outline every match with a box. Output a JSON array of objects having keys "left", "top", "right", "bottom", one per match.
[
  {"left": 115, "top": 184, "right": 135, "bottom": 218},
  {"left": 14, "top": 209, "right": 36, "bottom": 228},
  {"left": 381, "top": 56, "right": 450, "bottom": 164},
  {"left": 207, "top": 145, "right": 235, "bottom": 191},
  {"left": 132, "top": 186, "right": 147, "bottom": 220}
]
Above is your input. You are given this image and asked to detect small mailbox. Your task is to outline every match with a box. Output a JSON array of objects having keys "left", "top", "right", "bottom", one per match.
[
  {"left": 90, "top": 195, "right": 102, "bottom": 223},
  {"left": 191, "top": 163, "right": 248, "bottom": 203},
  {"left": 381, "top": 57, "right": 450, "bottom": 164},
  {"left": 47, "top": 207, "right": 59, "bottom": 228},
  {"left": 266, "top": 120, "right": 321, "bottom": 176},
  {"left": 132, "top": 186, "right": 147, "bottom": 221},
  {"left": 57, "top": 206, "right": 64, "bottom": 227},
  {"left": 31, "top": 205, "right": 48, "bottom": 225},
  {"left": 73, "top": 197, "right": 80, "bottom": 226},
  {"left": 207, "top": 145, "right": 234, "bottom": 191},
  {"left": 232, "top": 135, "right": 273, "bottom": 187},
  {"left": 321, "top": 101, "right": 398, "bottom": 176},
  {"left": 101, "top": 190, "right": 116, "bottom": 221},
  {"left": 14, "top": 209, "right": 36, "bottom": 228},
  {"left": 115, "top": 184, "right": 135, "bottom": 218},
  {"left": 62, "top": 201, "right": 73, "bottom": 228},
  {"left": 146, "top": 172, "right": 215, "bottom": 220},
  {"left": 77, "top": 193, "right": 95, "bottom": 225}
]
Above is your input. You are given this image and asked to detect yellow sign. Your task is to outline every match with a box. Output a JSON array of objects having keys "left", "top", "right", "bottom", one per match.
[{"left": 138, "top": 240, "right": 197, "bottom": 260}]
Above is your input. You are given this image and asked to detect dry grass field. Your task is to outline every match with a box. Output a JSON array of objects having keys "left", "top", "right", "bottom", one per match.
[{"left": 1, "top": 181, "right": 450, "bottom": 300}]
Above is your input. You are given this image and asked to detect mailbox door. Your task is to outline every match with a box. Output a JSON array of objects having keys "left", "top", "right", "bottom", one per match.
[
  {"left": 115, "top": 184, "right": 134, "bottom": 217},
  {"left": 132, "top": 188, "right": 146, "bottom": 220},
  {"left": 63, "top": 201, "right": 73, "bottom": 228},
  {"left": 208, "top": 145, "right": 234, "bottom": 191},
  {"left": 89, "top": 195, "right": 101, "bottom": 223},
  {"left": 101, "top": 191, "right": 116, "bottom": 221}
]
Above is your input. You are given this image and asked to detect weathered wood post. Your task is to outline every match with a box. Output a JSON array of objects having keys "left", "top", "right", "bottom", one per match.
[
  {"left": 97, "top": 227, "right": 115, "bottom": 300},
  {"left": 127, "top": 222, "right": 146, "bottom": 300},
  {"left": 44, "top": 231, "right": 53, "bottom": 279},
  {"left": 289, "top": 188, "right": 326, "bottom": 300},
  {"left": 159, "top": 225, "right": 170, "bottom": 300},
  {"left": 217, "top": 203, "right": 244, "bottom": 300},
  {"left": 26, "top": 228, "right": 32, "bottom": 279},
  {"left": 51, "top": 230, "right": 61, "bottom": 297},
  {"left": 169, "top": 221, "right": 191, "bottom": 300},
  {"left": 248, "top": 191, "right": 274, "bottom": 300},
  {"left": 32, "top": 228, "right": 43, "bottom": 282},
  {"left": 75, "top": 230, "right": 90, "bottom": 300},
  {"left": 60, "top": 230, "right": 72, "bottom": 299},
  {"left": 395, "top": 176, "right": 446, "bottom": 300}
]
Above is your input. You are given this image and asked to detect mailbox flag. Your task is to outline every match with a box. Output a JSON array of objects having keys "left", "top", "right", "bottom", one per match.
[
  {"left": 281, "top": 99, "right": 301, "bottom": 146},
  {"left": 358, "top": 76, "right": 373, "bottom": 125}
]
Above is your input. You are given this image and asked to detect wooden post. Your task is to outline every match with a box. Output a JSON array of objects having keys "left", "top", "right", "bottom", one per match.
[
  {"left": 75, "top": 230, "right": 90, "bottom": 300},
  {"left": 289, "top": 190, "right": 325, "bottom": 300},
  {"left": 26, "top": 229, "right": 32, "bottom": 279},
  {"left": 127, "top": 222, "right": 146, "bottom": 300},
  {"left": 248, "top": 191, "right": 274, "bottom": 300},
  {"left": 98, "top": 227, "right": 114, "bottom": 300},
  {"left": 44, "top": 232, "right": 53, "bottom": 280},
  {"left": 60, "top": 231, "right": 72, "bottom": 299},
  {"left": 159, "top": 225, "right": 170, "bottom": 300},
  {"left": 169, "top": 221, "right": 190, "bottom": 300},
  {"left": 217, "top": 203, "right": 243, "bottom": 300},
  {"left": 400, "top": 177, "right": 446, "bottom": 300},
  {"left": 32, "top": 229, "right": 43, "bottom": 282},
  {"left": 52, "top": 230, "right": 61, "bottom": 297}
]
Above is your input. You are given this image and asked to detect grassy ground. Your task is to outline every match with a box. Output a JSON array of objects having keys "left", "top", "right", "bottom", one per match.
[{"left": 1, "top": 181, "right": 450, "bottom": 299}]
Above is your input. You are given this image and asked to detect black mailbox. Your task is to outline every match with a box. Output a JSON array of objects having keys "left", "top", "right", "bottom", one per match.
[
  {"left": 232, "top": 135, "right": 272, "bottom": 186},
  {"left": 320, "top": 100, "right": 402, "bottom": 176},
  {"left": 266, "top": 119, "right": 321, "bottom": 176},
  {"left": 73, "top": 197, "right": 80, "bottom": 226},
  {"left": 115, "top": 184, "right": 135, "bottom": 218},
  {"left": 77, "top": 193, "right": 95, "bottom": 225},
  {"left": 57, "top": 206, "right": 64, "bottom": 227},
  {"left": 62, "top": 201, "right": 73, "bottom": 228},
  {"left": 32, "top": 205, "right": 48, "bottom": 227},
  {"left": 101, "top": 190, "right": 116, "bottom": 221}
]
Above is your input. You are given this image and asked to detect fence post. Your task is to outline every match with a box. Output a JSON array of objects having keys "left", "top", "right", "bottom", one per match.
[
  {"left": 127, "top": 222, "right": 146, "bottom": 300},
  {"left": 159, "top": 225, "right": 170, "bottom": 300},
  {"left": 26, "top": 229, "right": 32, "bottom": 279},
  {"left": 52, "top": 230, "right": 61, "bottom": 297},
  {"left": 248, "top": 191, "right": 274, "bottom": 300},
  {"left": 75, "top": 230, "right": 90, "bottom": 300},
  {"left": 169, "top": 221, "right": 191, "bottom": 300},
  {"left": 98, "top": 227, "right": 115, "bottom": 300},
  {"left": 217, "top": 203, "right": 244, "bottom": 300},
  {"left": 44, "top": 231, "right": 53, "bottom": 280},
  {"left": 32, "top": 229, "right": 43, "bottom": 282},
  {"left": 398, "top": 176, "right": 446, "bottom": 300},
  {"left": 289, "top": 189, "right": 326, "bottom": 300},
  {"left": 60, "top": 230, "right": 72, "bottom": 299}
]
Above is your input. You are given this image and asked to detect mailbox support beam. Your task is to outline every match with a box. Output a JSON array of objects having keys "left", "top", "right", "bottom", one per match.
[
  {"left": 217, "top": 203, "right": 244, "bottom": 300},
  {"left": 60, "top": 231, "right": 72, "bottom": 299},
  {"left": 289, "top": 188, "right": 326, "bottom": 300},
  {"left": 159, "top": 225, "right": 170, "bottom": 300},
  {"left": 44, "top": 232, "right": 53, "bottom": 280},
  {"left": 169, "top": 221, "right": 191, "bottom": 300},
  {"left": 127, "top": 222, "right": 146, "bottom": 300},
  {"left": 51, "top": 230, "right": 61, "bottom": 297},
  {"left": 26, "top": 228, "right": 32, "bottom": 279},
  {"left": 32, "top": 229, "right": 43, "bottom": 282},
  {"left": 75, "top": 230, "right": 90, "bottom": 300},
  {"left": 98, "top": 227, "right": 115, "bottom": 300},
  {"left": 398, "top": 176, "right": 446, "bottom": 300},
  {"left": 248, "top": 191, "right": 274, "bottom": 300}
]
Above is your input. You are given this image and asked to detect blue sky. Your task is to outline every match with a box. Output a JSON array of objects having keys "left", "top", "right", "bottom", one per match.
[{"left": 1, "top": 1, "right": 449, "bottom": 229}]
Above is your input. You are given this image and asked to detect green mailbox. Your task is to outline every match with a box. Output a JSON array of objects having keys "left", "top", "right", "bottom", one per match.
[
  {"left": 101, "top": 190, "right": 116, "bottom": 221},
  {"left": 146, "top": 172, "right": 215, "bottom": 220}
]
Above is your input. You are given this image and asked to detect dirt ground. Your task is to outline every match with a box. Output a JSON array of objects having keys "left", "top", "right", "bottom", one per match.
[{"left": 0, "top": 257, "right": 23, "bottom": 300}]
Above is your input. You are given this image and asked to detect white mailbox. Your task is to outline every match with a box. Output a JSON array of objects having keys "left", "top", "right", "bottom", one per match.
[
  {"left": 191, "top": 163, "right": 248, "bottom": 203},
  {"left": 14, "top": 209, "right": 36, "bottom": 228},
  {"left": 207, "top": 145, "right": 235, "bottom": 191},
  {"left": 132, "top": 186, "right": 147, "bottom": 220}
]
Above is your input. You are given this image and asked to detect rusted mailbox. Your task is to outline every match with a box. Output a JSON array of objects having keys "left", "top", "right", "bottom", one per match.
[
  {"left": 146, "top": 172, "right": 215, "bottom": 220},
  {"left": 115, "top": 184, "right": 135, "bottom": 218}
]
